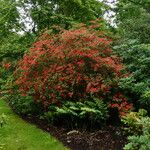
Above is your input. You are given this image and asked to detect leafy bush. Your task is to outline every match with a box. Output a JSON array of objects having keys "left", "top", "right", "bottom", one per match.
[
  {"left": 0, "top": 61, "right": 12, "bottom": 90},
  {"left": 14, "top": 21, "right": 132, "bottom": 117},
  {"left": 0, "top": 32, "right": 36, "bottom": 89},
  {"left": 123, "top": 114, "right": 150, "bottom": 150},
  {"left": 43, "top": 98, "right": 109, "bottom": 129},
  {"left": 8, "top": 94, "right": 44, "bottom": 116},
  {"left": 140, "top": 90, "right": 150, "bottom": 112},
  {"left": 121, "top": 109, "right": 147, "bottom": 135},
  {"left": 114, "top": 41, "right": 150, "bottom": 112}
]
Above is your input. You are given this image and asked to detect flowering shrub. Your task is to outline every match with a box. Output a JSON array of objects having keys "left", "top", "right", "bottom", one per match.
[
  {"left": 3, "top": 63, "right": 11, "bottom": 70},
  {"left": 14, "top": 21, "right": 132, "bottom": 116},
  {"left": 110, "top": 93, "right": 133, "bottom": 116}
]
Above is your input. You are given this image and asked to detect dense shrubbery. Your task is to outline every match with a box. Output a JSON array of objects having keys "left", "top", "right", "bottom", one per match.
[
  {"left": 0, "top": 0, "right": 149, "bottom": 148},
  {"left": 114, "top": 2, "right": 150, "bottom": 114},
  {"left": 124, "top": 132, "right": 150, "bottom": 150},
  {"left": 121, "top": 109, "right": 147, "bottom": 135},
  {"left": 122, "top": 109, "right": 150, "bottom": 150},
  {"left": 0, "top": 61, "right": 13, "bottom": 92},
  {"left": 13, "top": 21, "right": 132, "bottom": 121},
  {"left": 8, "top": 94, "right": 44, "bottom": 116},
  {"left": 114, "top": 41, "right": 150, "bottom": 113},
  {"left": 0, "top": 33, "right": 35, "bottom": 93}
]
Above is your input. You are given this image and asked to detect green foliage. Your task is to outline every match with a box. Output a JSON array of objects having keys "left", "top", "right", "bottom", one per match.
[
  {"left": 0, "top": 113, "right": 7, "bottom": 128},
  {"left": 140, "top": 90, "right": 150, "bottom": 111},
  {"left": 8, "top": 94, "right": 44, "bottom": 116},
  {"left": 124, "top": 134, "right": 150, "bottom": 150},
  {"left": 18, "top": 0, "right": 107, "bottom": 32},
  {"left": 114, "top": 1, "right": 149, "bottom": 100},
  {"left": 0, "top": 32, "right": 36, "bottom": 93},
  {"left": 0, "top": 33, "right": 36, "bottom": 61},
  {"left": 0, "top": 0, "right": 20, "bottom": 37},
  {"left": 114, "top": 0, "right": 150, "bottom": 113},
  {"left": 114, "top": 41, "right": 150, "bottom": 111},
  {"left": 121, "top": 109, "right": 148, "bottom": 135},
  {"left": 117, "top": 11, "right": 150, "bottom": 44},
  {"left": 123, "top": 112, "right": 150, "bottom": 150},
  {"left": 0, "top": 1, "right": 35, "bottom": 91},
  {"left": 116, "top": 0, "right": 150, "bottom": 21},
  {"left": 44, "top": 98, "right": 109, "bottom": 128}
]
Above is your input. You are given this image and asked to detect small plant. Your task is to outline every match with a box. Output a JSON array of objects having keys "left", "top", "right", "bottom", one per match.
[
  {"left": 121, "top": 109, "right": 147, "bottom": 135},
  {"left": 0, "top": 113, "right": 7, "bottom": 127},
  {"left": 123, "top": 116, "right": 150, "bottom": 150}
]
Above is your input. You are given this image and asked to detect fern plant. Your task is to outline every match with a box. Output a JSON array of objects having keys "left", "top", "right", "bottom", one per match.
[{"left": 44, "top": 98, "right": 109, "bottom": 129}]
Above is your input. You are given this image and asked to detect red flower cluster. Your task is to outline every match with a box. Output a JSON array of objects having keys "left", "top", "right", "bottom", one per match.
[
  {"left": 110, "top": 93, "right": 133, "bottom": 116},
  {"left": 3, "top": 63, "right": 11, "bottom": 69},
  {"left": 14, "top": 21, "right": 132, "bottom": 115}
]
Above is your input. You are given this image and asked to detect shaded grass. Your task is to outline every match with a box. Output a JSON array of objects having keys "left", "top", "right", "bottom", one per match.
[{"left": 0, "top": 99, "right": 68, "bottom": 150}]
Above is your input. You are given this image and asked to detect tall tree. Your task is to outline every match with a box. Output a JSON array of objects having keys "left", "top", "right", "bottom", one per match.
[
  {"left": 113, "top": 0, "right": 150, "bottom": 111},
  {"left": 0, "top": 0, "right": 20, "bottom": 37},
  {"left": 116, "top": 0, "right": 150, "bottom": 43},
  {"left": 18, "top": 0, "right": 107, "bottom": 32}
]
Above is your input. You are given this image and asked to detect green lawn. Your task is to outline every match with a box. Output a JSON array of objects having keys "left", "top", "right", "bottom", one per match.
[{"left": 0, "top": 99, "right": 68, "bottom": 150}]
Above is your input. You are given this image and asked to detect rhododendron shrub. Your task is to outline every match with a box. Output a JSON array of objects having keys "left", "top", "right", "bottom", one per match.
[{"left": 14, "top": 21, "right": 132, "bottom": 116}]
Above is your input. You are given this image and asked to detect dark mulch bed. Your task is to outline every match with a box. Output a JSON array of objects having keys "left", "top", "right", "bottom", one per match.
[{"left": 21, "top": 115, "right": 127, "bottom": 150}]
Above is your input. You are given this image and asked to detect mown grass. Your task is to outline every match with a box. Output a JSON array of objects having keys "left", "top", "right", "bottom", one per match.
[{"left": 0, "top": 99, "right": 68, "bottom": 150}]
